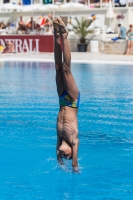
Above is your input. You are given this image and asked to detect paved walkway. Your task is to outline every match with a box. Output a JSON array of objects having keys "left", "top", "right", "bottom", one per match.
[{"left": 0, "top": 52, "right": 133, "bottom": 65}]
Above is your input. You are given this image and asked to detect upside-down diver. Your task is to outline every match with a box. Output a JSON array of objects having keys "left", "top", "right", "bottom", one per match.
[{"left": 53, "top": 17, "right": 80, "bottom": 172}]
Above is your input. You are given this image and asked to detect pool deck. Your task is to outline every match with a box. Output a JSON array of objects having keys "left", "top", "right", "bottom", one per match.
[{"left": 0, "top": 52, "right": 133, "bottom": 65}]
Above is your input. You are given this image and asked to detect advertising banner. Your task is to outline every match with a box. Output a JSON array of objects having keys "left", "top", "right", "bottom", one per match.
[{"left": 0, "top": 35, "right": 54, "bottom": 54}]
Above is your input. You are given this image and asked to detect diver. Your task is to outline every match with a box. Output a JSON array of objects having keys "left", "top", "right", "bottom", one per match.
[{"left": 53, "top": 17, "right": 80, "bottom": 172}]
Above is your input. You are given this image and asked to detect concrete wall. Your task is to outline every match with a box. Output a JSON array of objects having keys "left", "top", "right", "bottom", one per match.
[{"left": 101, "top": 40, "right": 128, "bottom": 54}]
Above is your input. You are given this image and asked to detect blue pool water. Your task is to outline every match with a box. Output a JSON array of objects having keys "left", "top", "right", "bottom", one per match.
[{"left": 0, "top": 61, "right": 133, "bottom": 200}]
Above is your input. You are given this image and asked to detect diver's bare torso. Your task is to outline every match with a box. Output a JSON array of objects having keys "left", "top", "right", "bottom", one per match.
[{"left": 57, "top": 106, "right": 78, "bottom": 146}]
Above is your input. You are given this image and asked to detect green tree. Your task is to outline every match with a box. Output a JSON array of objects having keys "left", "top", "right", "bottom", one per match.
[{"left": 72, "top": 17, "right": 96, "bottom": 43}]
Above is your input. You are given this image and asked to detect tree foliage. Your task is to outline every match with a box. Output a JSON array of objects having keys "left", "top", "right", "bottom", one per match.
[{"left": 72, "top": 17, "right": 95, "bottom": 43}]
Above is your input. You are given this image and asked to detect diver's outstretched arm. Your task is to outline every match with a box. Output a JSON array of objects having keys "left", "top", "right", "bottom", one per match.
[
  {"left": 72, "top": 138, "right": 79, "bottom": 172},
  {"left": 56, "top": 131, "right": 63, "bottom": 165}
]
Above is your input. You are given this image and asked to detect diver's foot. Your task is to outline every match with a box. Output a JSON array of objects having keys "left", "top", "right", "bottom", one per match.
[
  {"left": 54, "top": 17, "right": 68, "bottom": 39},
  {"left": 53, "top": 18, "right": 60, "bottom": 38}
]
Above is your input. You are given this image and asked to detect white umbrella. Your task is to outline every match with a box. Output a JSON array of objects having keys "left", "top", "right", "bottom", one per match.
[
  {"left": 106, "top": 0, "right": 115, "bottom": 32},
  {"left": 60, "top": 2, "right": 88, "bottom": 11},
  {"left": 30, "top": 4, "right": 41, "bottom": 11},
  {"left": 20, "top": 4, "right": 41, "bottom": 12},
  {"left": 39, "top": 4, "right": 59, "bottom": 11},
  {"left": 47, "top": 4, "right": 59, "bottom": 10},
  {"left": 19, "top": 5, "right": 32, "bottom": 12},
  {"left": 3, "top": 3, "right": 21, "bottom": 11},
  {"left": 20, "top": 5, "right": 41, "bottom": 12}
]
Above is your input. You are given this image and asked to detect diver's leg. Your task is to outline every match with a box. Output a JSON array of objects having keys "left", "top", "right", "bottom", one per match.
[
  {"left": 57, "top": 18, "right": 79, "bottom": 102},
  {"left": 53, "top": 20, "right": 65, "bottom": 96}
]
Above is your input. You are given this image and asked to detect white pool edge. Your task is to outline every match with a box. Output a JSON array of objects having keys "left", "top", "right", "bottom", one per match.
[{"left": 0, "top": 57, "right": 133, "bottom": 65}]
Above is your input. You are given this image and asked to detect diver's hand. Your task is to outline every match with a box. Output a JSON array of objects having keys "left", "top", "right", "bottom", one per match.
[
  {"left": 57, "top": 150, "right": 64, "bottom": 165},
  {"left": 73, "top": 166, "right": 79, "bottom": 173},
  {"left": 72, "top": 162, "right": 79, "bottom": 172}
]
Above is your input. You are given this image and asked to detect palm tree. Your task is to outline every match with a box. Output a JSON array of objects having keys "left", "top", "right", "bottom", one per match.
[{"left": 72, "top": 17, "right": 95, "bottom": 43}]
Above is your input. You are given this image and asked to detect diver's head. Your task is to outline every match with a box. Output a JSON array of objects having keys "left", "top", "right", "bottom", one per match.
[
  {"left": 59, "top": 149, "right": 72, "bottom": 160},
  {"left": 59, "top": 140, "right": 72, "bottom": 160}
]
